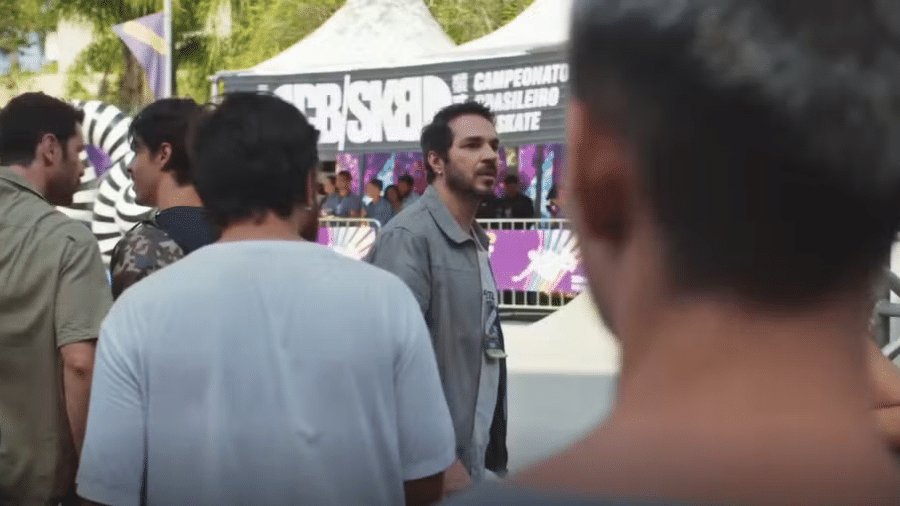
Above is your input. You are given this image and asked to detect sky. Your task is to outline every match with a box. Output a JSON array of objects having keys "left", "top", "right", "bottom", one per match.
[{"left": 0, "top": 33, "right": 46, "bottom": 74}]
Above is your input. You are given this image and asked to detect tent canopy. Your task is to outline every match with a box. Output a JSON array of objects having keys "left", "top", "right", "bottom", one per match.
[
  {"left": 248, "top": 0, "right": 456, "bottom": 75},
  {"left": 457, "top": 0, "right": 574, "bottom": 53}
]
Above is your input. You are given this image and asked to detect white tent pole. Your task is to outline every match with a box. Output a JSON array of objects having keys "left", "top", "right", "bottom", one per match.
[{"left": 164, "top": 0, "right": 173, "bottom": 97}]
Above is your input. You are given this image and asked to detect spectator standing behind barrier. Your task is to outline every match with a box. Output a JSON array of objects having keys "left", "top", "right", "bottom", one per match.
[
  {"left": 397, "top": 173, "right": 421, "bottom": 210},
  {"left": 321, "top": 170, "right": 363, "bottom": 217},
  {"left": 109, "top": 99, "right": 218, "bottom": 300},
  {"left": 76, "top": 92, "right": 455, "bottom": 506},
  {"left": 367, "top": 101, "right": 508, "bottom": 496},
  {"left": 448, "top": 0, "right": 900, "bottom": 504},
  {"left": 364, "top": 178, "right": 394, "bottom": 226},
  {"left": 546, "top": 183, "right": 563, "bottom": 218},
  {"left": 496, "top": 174, "right": 534, "bottom": 220},
  {"left": 0, "top": 93, "right": 112, "bottom": 506},
  {"left": 385, "top": 183, "right": 403, "bottom": 214},
  {"left": 318, "top": 174, "right": 336, "bottom": 205}
]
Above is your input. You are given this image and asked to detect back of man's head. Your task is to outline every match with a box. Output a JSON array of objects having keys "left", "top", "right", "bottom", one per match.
[
  {"left": 570, "top": 0, "right": 900, "bottom": 306},
  {"left": 129, "top": 98, "right": 201, "bottom": 186},
  {"left": 190, "top": 92, "right": 319, "bottom": 228},
  {"left": 0, "top": 92, "right": 84, "bottom": 167}
]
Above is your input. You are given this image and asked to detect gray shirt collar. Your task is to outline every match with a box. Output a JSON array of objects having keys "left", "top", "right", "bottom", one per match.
[{"left": 421, "top": 185, "right": 490, "bottom": 248}]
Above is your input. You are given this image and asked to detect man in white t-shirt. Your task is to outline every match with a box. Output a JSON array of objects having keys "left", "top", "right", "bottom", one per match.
[{"left": 76, "top": 92, "right": 456, "bottom": 506}]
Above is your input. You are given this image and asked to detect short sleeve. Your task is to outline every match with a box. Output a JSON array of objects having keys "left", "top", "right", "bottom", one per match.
[
  {"left": 77, "top": 309, "right": 146, "bottom": 506},
  {"left": 54, "top": 228, "right": 113, "bottom": 347},
  {"left": 393, "top": 288, "right": 455, "bottom": 480},
  {"left": 366, "top": 228, "right": 431, "bottom": 315}
]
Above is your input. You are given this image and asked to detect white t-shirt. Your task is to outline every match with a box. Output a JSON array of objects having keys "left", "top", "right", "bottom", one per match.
[{"left": 77, "top": 240, "right": 456, "bottom": 506}]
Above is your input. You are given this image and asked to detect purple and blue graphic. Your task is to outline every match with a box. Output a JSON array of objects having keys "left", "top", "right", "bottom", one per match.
[
  {"left": 335, "top": 153, "right": 363, "bottom": 194},
  {"left": 487, "top": 229, "right": 584, "bottom": 294}
]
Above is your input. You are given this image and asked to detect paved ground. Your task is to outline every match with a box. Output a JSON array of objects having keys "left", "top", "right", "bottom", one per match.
[
  {"left": 499, "top": 294, "right": 621, "bottom": 472},
  {"left": 506, "top": 372, "right": 616, "bottom": 472}
]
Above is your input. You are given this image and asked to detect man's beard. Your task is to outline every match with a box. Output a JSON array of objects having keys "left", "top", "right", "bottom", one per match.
[
  {"left": 445, "top": 163, "right": 496, "bottom": 201},
  {"left": 45, "top": 175, "right": 77, "bottom": 206}
]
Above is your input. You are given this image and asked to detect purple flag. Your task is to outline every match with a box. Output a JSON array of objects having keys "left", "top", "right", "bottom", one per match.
[{"left": 112, "top": 13, "right": 167, "bottom": 99}]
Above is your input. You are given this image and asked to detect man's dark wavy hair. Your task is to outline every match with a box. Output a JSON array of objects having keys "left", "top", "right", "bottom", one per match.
[
  {"left": 129, "top": 98, "right": 201, "bottom": 186},
  {"left": 190, "top": 92, "right": 320, "bottom": 228},
  {"left": 570, "top": 0, "right": 900, "bottom": 306}
]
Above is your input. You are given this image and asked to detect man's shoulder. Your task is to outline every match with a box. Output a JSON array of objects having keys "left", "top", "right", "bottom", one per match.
[
  {"left": 382, "top": 197, "right": 432, "bottom": 230},
  {"left": 111, "top": 222, "right": 185, "bottom": 273},
  {"left": 1, "top": 191, "right": 93, "bottom": 243}
]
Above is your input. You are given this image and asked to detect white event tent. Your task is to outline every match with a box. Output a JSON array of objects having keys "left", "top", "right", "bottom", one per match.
[{"left": 246, "top": 0, "right": 456, "bottom": 75}]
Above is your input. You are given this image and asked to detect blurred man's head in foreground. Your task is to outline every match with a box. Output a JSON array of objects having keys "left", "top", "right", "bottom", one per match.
[{"left": 567, "top": 0, "right": 900, "bottom": 332}]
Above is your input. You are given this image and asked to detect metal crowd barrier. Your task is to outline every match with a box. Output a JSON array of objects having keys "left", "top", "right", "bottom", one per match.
[
  {"left": 317, "top": 217, "right": 381, "bottom": 261},
  {"left": 315, "top": 217, "right": 581, "bottom": 315},
  {"left": 876, "top": 269, "right": 900, "bottom": 359},
  {"left": 477, "top": 218, "right": 581, "bottom": 314}
]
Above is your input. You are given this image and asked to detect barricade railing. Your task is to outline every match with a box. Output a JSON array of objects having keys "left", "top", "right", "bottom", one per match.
[
  {"left": 314, "top": 216, "right": 581, "bottom": 314},
  {"left": 317, "top": 218, "right": 380, "bottom": 261},
  {"left": 477, "top": 219, "right": 582, "bottom": 313},
  {"left": 876, "top": 269, "right": 900, "bottom": 358}
]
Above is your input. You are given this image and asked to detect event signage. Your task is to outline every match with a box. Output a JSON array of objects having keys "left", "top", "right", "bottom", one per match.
[
  {"left": 219, "top": 47, "right": 568, "bottom": 158},
  {"left": 316, "top": 223, "right": 585, "bottom": 294}
]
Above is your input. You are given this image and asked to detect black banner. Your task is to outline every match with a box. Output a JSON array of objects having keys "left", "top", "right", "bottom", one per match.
[{"left": 218, "top": 46, "right": 568, "bottom": 158}]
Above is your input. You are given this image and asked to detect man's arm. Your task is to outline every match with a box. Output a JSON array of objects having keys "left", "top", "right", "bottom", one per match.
[
  {"left": 76, "top": 320, "right": 146, "bottom": 505},
  {"left": 394, "top": 285, "right": 456, "bottom": 505},
  {"left": 55, "top": 231, "right": 112, "bottom": 455},
  {"left": 405, "top": 473, "right": 444, "bottom": 506},
  {"left": 60, "top": 341, "right": 96, "bottom": 457},
  {"left": 367, "top": 228, "right": 432, "bottom": 314}
]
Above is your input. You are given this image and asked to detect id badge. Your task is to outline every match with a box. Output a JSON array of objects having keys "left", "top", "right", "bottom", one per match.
[{"left": 484, "top": 334, "right": 507, "bottom": 360}]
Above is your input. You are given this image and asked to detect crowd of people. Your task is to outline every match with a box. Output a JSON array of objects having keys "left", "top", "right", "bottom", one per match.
[
  {"left": 5, "top": 0, "right": 900, "bottom": 504},
  {"left": 317, "top": 171, "right": 422, "bottom": 227}
]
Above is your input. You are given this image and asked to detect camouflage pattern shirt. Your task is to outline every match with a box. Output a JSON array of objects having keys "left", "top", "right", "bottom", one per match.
[
  {"left": 109, "top": 206, "right": 218, "bottom": 300},
  {"left": 110, "top": 221, "right": 186, "bottom": 300}
]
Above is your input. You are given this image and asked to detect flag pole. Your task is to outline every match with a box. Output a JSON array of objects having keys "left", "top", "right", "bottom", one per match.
[{"left": 163, "top": 0, "right": 173, "bottom": 97}]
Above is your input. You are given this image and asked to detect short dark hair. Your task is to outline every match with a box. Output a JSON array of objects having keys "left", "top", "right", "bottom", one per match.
[
  {"left": 327, "top": 175, "right": 336, "bottom": 185},
  {"left": 504, "top": 174, "right": 519, "bottom": 185},
  {"left": 397, "top": 174, "right": 414, "bottom": 186},
  {"left": 420, "top": 101, "right": 495, "bottom": 183},
  {"left": 570, "top": 0, "right": 900, "bottom": 306},
  {"left": 338, "top": 170, "right": 352, "bottom": 181},
  {"left": 129, "top": 98, "right": 200, "bottom": 186},
  {"left": 191, "top": 92, "right": 320, "bottom": 228},
  {"left": 0, "top": 92, "right": 85, "bottom": 166},
  {"left": 368, "top": 179, "right": 384, "bottom": 191}
]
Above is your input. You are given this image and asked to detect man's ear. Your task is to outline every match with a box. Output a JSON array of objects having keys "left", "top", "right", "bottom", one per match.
[
  {"left": 37, "top": 133, "right": 57, "bottom": 166},
  {"left": 157, "top": 143, "right": 173, "bottom": 168},
  {"left": 427, "top": 151, "right": 444, "bottom": 175},
  {"left": 568, "top": 100, "right": 634, "bottom": 245}
]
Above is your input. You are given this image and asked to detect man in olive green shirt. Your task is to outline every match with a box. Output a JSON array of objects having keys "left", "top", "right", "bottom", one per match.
[{"left": 0, "top": 93, "right": 112, "bottom": 505}]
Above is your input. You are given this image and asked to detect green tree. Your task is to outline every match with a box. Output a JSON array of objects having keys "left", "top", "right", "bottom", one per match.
[
  {"left": 426, "top": 0, "right": 534, "bottom": 44},
  {"left": 55, "top": 0, "right": 535, "bottom": 107},
  {"left": 0, "top": 0, "right": 57, "bottom": 93},
  {"left": 57, "top": 0, "right": 253, "bottom": 111}
]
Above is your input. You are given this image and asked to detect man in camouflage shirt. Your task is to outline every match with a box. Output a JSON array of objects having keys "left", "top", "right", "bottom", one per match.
[{"left": 110, "top": 98, "right": 217, "bottom": 300}]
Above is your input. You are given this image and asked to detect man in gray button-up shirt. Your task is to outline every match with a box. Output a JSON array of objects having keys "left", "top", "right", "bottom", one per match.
[{"left": 367, "top": 101, "right": 508, "bottom": 492}]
